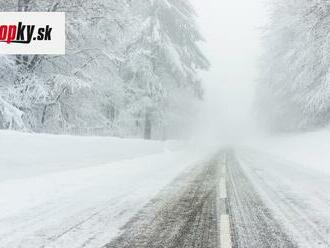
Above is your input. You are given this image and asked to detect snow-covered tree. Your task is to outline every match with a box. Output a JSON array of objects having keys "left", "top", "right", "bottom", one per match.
[
  {"left": 0, "top": 0, "right": 208, "bottom": 139},
  {"left": 0, "top": 0, "right": 132, "bottom": 133},
  {"left": 125, "top": 0, "right": 209, "bottom": 139},
  {"left": 258, "top": 0, "right": 330, "bottom": 131}
]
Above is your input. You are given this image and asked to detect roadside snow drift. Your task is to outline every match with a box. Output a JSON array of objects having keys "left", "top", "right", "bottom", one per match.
[
  {"left": 244, "top": 129, "right": 330, "bottom": 175},
  {"left": 0, "top": 130, "right": 170, "bottom": 182}
]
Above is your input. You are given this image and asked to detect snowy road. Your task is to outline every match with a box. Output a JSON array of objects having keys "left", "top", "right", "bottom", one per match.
[
  {"left": 105, "top": 151, "right": 297, "bottom": 248},
  {"left": 106, "top": 155, "right": 220, "bottom": 248},
  {"left": 226, "top": 151, "right": 296, "bottom": 247},
  {"left": 2, "top": 148, "right": 330, "bottom": 247},
  {"left": 0, "top": 150, "right": 213, "bottom": 248}
]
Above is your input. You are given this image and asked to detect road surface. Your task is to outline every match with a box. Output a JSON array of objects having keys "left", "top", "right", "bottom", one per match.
[
  {"left": 3, "top": 149, "right": 329, "bottom": 247},
  {"left": 105, "top": 151, "right": 297, "bottom": 248}
]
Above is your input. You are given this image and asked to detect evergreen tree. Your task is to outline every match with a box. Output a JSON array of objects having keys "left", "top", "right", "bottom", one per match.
[{"left": 126, "top": 0, "right": 209, "bottom": 139}]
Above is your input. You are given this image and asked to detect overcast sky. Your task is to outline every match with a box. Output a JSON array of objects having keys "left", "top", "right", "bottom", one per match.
[{"left": 191, "top": 0, "right": 269, "bottom": 140}]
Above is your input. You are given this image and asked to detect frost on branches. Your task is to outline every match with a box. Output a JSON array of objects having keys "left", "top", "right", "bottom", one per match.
[
  {"left": 257, "top": 0, "right": 330, "bottom": 131},
  {"left": 0, "top": 0, "right": 209, "bottom": 139}
]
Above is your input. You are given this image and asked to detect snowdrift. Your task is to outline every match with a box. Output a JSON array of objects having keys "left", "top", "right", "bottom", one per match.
[{"left": 0, "top": 130, "right": 176, "bottom": 181}]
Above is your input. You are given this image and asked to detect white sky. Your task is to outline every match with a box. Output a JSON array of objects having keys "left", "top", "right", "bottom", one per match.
[{"left": 191, "top": 0, "right": 269, "bottom": 140}]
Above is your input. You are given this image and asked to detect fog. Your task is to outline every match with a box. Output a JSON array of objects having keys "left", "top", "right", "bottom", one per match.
[{"left": 192, "top": 0, "right": 269, "bottom": 142}]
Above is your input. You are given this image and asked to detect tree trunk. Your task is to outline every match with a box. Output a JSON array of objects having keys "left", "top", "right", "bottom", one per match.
[
  {"left": 144, "top": 110, "right": 152, "bottom": 140},
  {"left": 41, "top": 105, "right": 48, "bottom": 124}
]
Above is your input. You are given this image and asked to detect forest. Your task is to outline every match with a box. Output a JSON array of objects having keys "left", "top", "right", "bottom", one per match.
[
  {"left": 2, "top": 0, "right": 330, "bottom": 138},
  {"left": 0, "top": 0, "right": 209, "bottom": 139},
  {"left": 257, "top": 0, "right": 330, "bottom": 132}
]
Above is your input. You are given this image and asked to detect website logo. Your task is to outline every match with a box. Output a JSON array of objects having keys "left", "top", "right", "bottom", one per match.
[{"left": 0, "top": 12, "right": 65, "bottom": 54}]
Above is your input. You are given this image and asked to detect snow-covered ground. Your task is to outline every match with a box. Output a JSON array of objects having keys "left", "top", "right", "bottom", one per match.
[
  {"left": 0, "top": 130, "right": 177, "bottom": 182},
  {"left": 243, "top": 129, "right": 330, "bottom": 175},
  {"left": 0, "top": 131, "right": 214, "bottom": 248},
  {"left": 237, "top": 129, "right": 330, "bottom": 247}
]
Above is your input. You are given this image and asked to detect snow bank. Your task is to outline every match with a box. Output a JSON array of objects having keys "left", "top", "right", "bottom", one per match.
[
  {"left": 0, "top": 130, "right": 174, "bottom": 182},
  {"left": 244, "top": 129, "right": 330, "bottom": 175}
]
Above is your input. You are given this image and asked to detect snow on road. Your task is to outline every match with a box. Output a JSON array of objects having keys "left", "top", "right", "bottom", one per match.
[
  {"left": 226, "top": 152, "right": 296, "bottom": 247},
  {"left": 231, "top": 129, "right": 330, "bottom": 247},
  {"left": 3, "top": 129, "right": 330, "bottom": 247},
  {"left": 236, "top": 148, "right": 330, "bottom": 247},
  {"left": 106, "top": 155, "right": 221, "bottom": 248},
  {"left": 0, "top": 131, "right": 214, "bottom": 248}
]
